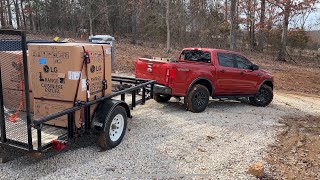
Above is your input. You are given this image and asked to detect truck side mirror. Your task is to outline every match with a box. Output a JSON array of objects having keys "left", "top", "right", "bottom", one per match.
[{"left": 251, "top": 64, "right": 259, "bottom": 71}]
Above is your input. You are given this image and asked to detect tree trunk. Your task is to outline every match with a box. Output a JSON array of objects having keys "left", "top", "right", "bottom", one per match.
[
  {"left": 224, "top": 0, "right": 228, "bottom": 21},
  {"left": 166, "top": 0, "right": 171, "bottom": 53},
  {"left": 278, "top": 0, "right": 291, "bottom": 61},
  {"left": 0, "top": 0, "right": 7, "bottom": 28},
  {"left": 21, "top": 0, "right": 26, "bottom": 29},
  {"left": 13, "top": 0, "right": 20, "bottom": 29},
  {"left": 258, "top": 0, "right": 265, "bottom": 52},
  {"left": 230, "top": 0, "right": 237, "bottom": 50},
  {"left": 131, "top": 0, "right": 137, "bottom": 44},
  {"left": 89, "top": 18, "right": 93, "bottom": 36},
  {"left": 27, "top": 0, "right": 35, "bottom": 33},
  {"left": 6, "top": 0, "right": 13, "bottom": 28},
  {"left": 250, "top": 0, "right": 256, "bottom": 51}
]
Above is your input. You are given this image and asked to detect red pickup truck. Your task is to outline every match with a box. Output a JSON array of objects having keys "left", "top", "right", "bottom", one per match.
[{"left": 135, "top": 48, "right": 274, "bottom": 113}]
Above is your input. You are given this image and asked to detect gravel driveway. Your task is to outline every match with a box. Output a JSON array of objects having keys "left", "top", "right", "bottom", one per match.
[{"left": 0, "top": 92, "right": 319, "bottom": 180}]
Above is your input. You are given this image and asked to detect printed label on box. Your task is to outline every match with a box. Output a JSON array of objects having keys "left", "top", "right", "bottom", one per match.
[
  {"left": 68, "top": 71, "right": 81, "bottom": 80},
  {"left": 82, "top": 79, "right": 87, "bottom": 91},
  {"left": 39, "top": 58, "right": 47, "bottom": 65}
]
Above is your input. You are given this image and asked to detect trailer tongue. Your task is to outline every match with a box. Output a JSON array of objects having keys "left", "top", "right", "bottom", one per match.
[{"left": 0, "top": 30, "right": 155, "bottom": 158}]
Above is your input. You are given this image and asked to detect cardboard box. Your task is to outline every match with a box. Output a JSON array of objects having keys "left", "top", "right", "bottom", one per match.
[
  {"left": 28, "top": 43, "right": 112, "bottom": 102},
  {"left": 29, "top": 43, "right": 112, "bottom": 128},
  {"left": 33, "top": 99, "right": 81, "bottom": 128},
  {"left": 102, "top": 44, "right": 113, "bottom": 95},
  {"left": 0, "top": 51, "right": 33, "bottom": 91},
  {"left": 33, "top": 99, "right": 96, "bottom": 128},
  {"left": 3, "top": 89, "right": 34, "bottom": 113}
]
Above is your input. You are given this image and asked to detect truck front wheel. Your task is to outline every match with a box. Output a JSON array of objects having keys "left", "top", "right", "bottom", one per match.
[
  {"left": 153, "top": 93, "right": 172, "bottom": 103},
  {"left": 186, "top": 84, "right": 209, "bottom": 113},
  {"left": 249, "top": 85, "right": 273, "bottom": 107}
]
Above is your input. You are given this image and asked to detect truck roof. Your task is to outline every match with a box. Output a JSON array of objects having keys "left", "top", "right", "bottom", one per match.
[{"left": 182, "top": 48, "right": 242, "bottom": 55}]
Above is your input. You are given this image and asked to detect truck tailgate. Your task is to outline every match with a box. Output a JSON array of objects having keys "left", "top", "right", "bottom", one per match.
[{"left": 135, "top": 58, "right": 169, "bottom": 85}]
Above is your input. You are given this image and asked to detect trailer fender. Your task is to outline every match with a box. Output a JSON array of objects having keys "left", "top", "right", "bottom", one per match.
[{"left": 92, "top": 99, "right": 131, "bottom": 133}]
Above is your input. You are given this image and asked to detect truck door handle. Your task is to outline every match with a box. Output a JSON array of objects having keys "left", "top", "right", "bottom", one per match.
[
  {"left": 240, "top": 72, "right": 244, "bottom": 75},
  {"left": 220, "top": 70, "right": 225, "bottom": 73}
]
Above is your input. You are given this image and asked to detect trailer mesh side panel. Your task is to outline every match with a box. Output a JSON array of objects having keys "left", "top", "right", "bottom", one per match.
[{"left": 0, "top": 33, "right": 29, "bottom": 146}]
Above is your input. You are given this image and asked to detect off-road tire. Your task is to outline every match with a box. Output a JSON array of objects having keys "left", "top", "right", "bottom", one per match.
[
  {"left": 249, "top": 85, "right": 273, "bottom": 107},
  {"left": 153, "top": 93, "right": 172, "bottom": 103},
  {"left": 185, "top": 84, "right": 210, "bottom": 113},
  {"left": 97, "top": 106, "right": 127, "bottom": 151}
]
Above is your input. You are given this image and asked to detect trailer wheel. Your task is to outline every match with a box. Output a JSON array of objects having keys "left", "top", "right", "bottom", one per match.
[{"left": 97, "top": 106, "right": 127, "bottom": 150}]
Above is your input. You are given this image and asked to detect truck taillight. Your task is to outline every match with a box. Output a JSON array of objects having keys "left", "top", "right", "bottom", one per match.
[{"left": 165, "top": 68, "right": 176, "bottom": 85}]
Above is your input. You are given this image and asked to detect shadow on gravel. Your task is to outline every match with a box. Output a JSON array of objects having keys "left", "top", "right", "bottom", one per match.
[{"left": 0, "top": 133, "right": 98, "bottom": 165}]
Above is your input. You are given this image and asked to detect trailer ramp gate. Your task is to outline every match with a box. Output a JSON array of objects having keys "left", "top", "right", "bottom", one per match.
[{"left": 0, "top": 30, "right": 68, "bottom": 151}]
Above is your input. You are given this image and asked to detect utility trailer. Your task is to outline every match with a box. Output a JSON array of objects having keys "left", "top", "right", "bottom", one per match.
[{"left": 0, "top": 30, "right": 155, "bottom": 161}]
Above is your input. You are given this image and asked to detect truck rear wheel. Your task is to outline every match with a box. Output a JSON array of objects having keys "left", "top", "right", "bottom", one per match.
[
  {"left": 97, "top": 106, "right": 128, "bottom": 150},
  {"left": 186, "top": 84, "right": 209, "bottom": 113},
  {"left": 249, "top": 85, "right": 273, "bottom": 107},
  {"left": 153, "top": 93, "right": 171, "bottom": 103}
]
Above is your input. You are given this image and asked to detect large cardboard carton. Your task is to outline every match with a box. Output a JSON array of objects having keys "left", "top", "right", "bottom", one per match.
[
  {"left": 28, "top": 43, "right": 112, "bottom": 102},
  {"left": 29, "top": 43, "right": 112, "bottom": 128}
]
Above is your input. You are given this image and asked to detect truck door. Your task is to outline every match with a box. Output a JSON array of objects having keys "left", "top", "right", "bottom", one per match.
[
  {"left": 215, "top": 53, "right": 244, "bottom": 95},
  {"left": 234, "top": 55, "right": 261, "bottom": 94}
]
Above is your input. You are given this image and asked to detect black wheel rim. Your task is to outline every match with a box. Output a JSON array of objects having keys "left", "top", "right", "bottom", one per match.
[
  {"left": 256, "top": 89, "right": 269, "bottom": 103},
  {"left": 194, "top": 91, "right": 207, "bottom": 107}
]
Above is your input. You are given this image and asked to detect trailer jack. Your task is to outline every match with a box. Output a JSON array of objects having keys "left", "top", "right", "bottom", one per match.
[{"left": 52, "top": 140, "right": 66, "bottom": 151}]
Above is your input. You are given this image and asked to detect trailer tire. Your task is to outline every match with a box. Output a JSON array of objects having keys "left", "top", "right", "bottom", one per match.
[
  {"left": 153, "top": 93, "right": 171, "bottom": 103},
  {"left": 97, "top": 106, "right": 127, "bottom": 150},
  {"left": 186, "top": 84, "right": 209, "bottom": 113}
]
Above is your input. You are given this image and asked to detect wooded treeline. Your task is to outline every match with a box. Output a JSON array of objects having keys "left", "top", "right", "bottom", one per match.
[{"left": 0, "top": 0, "right": 319, "bottom": 60}]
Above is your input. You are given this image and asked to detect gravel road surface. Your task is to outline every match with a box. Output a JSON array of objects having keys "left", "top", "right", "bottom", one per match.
[{"left": 0, "top": 92, "right": 319, "bottom": 180}]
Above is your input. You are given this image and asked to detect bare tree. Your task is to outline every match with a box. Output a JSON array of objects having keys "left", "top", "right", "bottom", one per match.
[
  {"left": 0, "top": 0, "right": 7, "bottom": 28},
  {"left": 258, "top": 0, "right": 266, "bottom": 52},
  {"left": 13, "top": 0, "right": 21, "bottom": 29},
  {"left": 268, "top": 0, "right": 319, "bottom": 61},
  {"left": 6, "top": 0, "right": 13, "bottom": 28},
  {"left": 230, "top": 0, "right": 237, "bottom": 50},
  {"left": 166, "top": 0, "right": 171, "bottom": 53}
]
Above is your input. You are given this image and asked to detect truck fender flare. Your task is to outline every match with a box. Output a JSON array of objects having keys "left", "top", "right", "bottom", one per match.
[
  {"left": 256, "top": 79, "right": 273, "bottom": 93},
  {"left": 186, "top": 77, "right": 214, "bottom": 96},
  {"left": 92, "top": 99, "right": 131, "bottom": 132}
]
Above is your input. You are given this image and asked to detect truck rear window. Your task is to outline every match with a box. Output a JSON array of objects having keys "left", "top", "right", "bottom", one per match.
[{"left": 180, "top": 50, "right": 211, "bottom": 63}]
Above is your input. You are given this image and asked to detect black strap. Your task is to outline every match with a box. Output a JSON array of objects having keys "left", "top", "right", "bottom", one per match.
[{"left": 101, "top": 45, "right": 107, "bottom": 97}]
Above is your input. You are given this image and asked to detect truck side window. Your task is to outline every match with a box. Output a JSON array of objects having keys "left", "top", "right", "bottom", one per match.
[
  {"left": 235, "top": 55, "right": 252, "bottom": 69},
  {"left": 180, "top": 50, "right": 211, "bottom": 63},
  {"left": 217, "top": 53, "right": 235, "bottom": 68}
]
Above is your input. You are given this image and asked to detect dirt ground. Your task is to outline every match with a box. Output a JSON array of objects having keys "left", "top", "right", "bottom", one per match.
[
  {"left": 114, "top": 43, "right": 320, "bottom": 179},
  {"left": 265, "top": 115, "right": 320, "bottom": 179}
]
